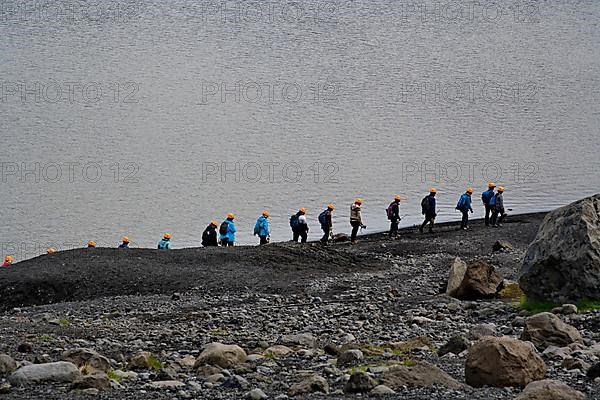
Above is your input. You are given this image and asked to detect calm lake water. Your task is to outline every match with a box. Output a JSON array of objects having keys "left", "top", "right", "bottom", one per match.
[{"left": 1, "top": 0, "right": 599, "bottom": 259}]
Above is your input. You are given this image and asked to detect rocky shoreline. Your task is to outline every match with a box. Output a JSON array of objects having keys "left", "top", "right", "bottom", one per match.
[{"left": 0, "top": 211, "right": 598, "bottom": 399}]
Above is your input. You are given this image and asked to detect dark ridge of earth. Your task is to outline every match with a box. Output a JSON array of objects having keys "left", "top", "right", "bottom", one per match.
[{"left": 0, "top": 212, "right": 545, "bottom": 311}]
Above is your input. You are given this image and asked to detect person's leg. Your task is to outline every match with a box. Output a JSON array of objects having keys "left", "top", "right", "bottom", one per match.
[
  {"left": 491, "top": 208, "right": 498, "bottom": 226},
  {"left": 427, "top": 216, "right": 435, "bottom": 232},
  {"left": 293, "top": 231, "right": 299, "bottom": 242},
  {"left": 321, "top": 228, "right": 329, "bottom": 243},
  {"left": 351, "top": 221, "right": 360, "bottom": 242},
  {"left": 461, "top": 211, "right": 468, "bottom": 229},
  {"left": 260, "top": 236, "right": 267, "bottom": 245},
  {"left": 484, "top": 205, "right": 490, "bottom": 226},
  {"left": 391, "top": 219, "right": 399, "bottom": 237},
  {"left": 498, "top": 209, "right": 507, "bottom": 225},
  {"left": 420, "top": 218, "right": 427, "bottom": 233},
  {"left": 301, "top": 231, "right": 307, "bottom": 243}
]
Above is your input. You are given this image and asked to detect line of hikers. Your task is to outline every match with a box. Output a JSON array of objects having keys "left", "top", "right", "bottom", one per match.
[{"left": 1, "top": 183, "right": 508, "bottom": 264}]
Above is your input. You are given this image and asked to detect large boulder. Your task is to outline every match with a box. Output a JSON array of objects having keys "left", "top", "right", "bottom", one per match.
[
  {"left": 9, "top": 362, "right": 81, "bottom": 385},
  {"left": 63, "top": 348, "right": 111, "bottom": 372},
  {"left": 521, "top": 312, "right": 583, "bottom": 350},
  {"left": 194, "top": 343, "right": 247, "bottom": 369},
  {"left": 465, "top": 336, "right": 546, "bottom": 388},
  {"left": 447, "top": 260, "right": 503, "bottom": 299},
  {"left": 344, "top": 371, "right": 378, "bottom": 393},
  {"left": 288, "top": 374, "right": 329, "bottom": 396},
  {"left": 520, "top": 194, "right": 600, "bottom": 303},
  {"left": 0, "top": 355, "right": 17, "bottom": 375},
  {"left": 382, "top": 361, "right": 462, "bottom": 389},
  {"left": 515, "top": 379, "right": 586, "bottom": 400}
]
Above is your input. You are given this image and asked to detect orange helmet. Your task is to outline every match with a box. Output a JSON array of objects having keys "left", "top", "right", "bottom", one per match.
[
  {"left": 87, "top": 241, "right": 96, "bottom": 248},
  {"left": 4, "top": 255, "right": 13, "bottom": 263},
  {"left": 429, "top": 188, "right": 437, "bottom": 193},
  {"left": 498, "top": 186, "right": 505, "bottom": 192},
  {"left": 327, "top": 204, "right": 335, "bottom": 210},
  {"left": 227, "top": 213, "right": 235, "bottom": 219},
  {"left": 210, "top": 220, "right": 219, "bottom": 227},
  {"left": 394, "top": 195, "right": 401, "bottom": 201},
  {"left": 47, "top": 248, "right": 56, "bottom": 254},
  {"left": 122, "top": 236, "right": 130, "bottom": 243},
  {"left": 298, "top": 208, "right": 306, "bottom": 213},
  {"left": 163, "top": 233, "right": 172, "bottom": 240},
  {"left": 466, "top": 187, "right": 474, "bottom": 194},
  {"left": 262, "top": 210, "right": 270, "bottom": 217},
  {"left": 355, "top": 198, "right": 363, "bottom": 204},
  {"left": 488, "top": 182, "right": 496, "bottom": 188}
]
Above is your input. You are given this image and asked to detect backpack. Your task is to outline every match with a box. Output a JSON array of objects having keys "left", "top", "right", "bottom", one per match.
[
  {"left": 219, "top": 221, "right": 229, "bottom": 235},
  {"left": 456, "top": 195, "right": 465, "bottom": 211},
  {"left": 421, "top": 196, "right": 430, "bottom": 214},
  {"left": 318, "top": 210, "right": 328, "bottom": 226},
  {"left": 489, "top": 194, "right": 497, "bottom": 207},
  {"left": 386, "top": 202, "right": 396, "bottom": 220},
  {"left": 289, "top": 214, "right": 300, "bottom": 230}
]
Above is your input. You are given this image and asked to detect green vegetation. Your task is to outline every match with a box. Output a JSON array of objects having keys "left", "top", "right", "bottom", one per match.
[
  {"left": 518, "top": 297, "right": 600, "bottom": 314},
  {"left": 518, "top": 298, "right": 557, "bottom": 314},
  {"left": 209, "top": 327, "right": 229, "bottom": 336},
  {"left": 58, "top": 318, "right": 70, "bottom": 327},
  {"left": 38, "top": 334, "right": 53, "bottom": 342},
  {"left": 147, "top": 354, "right": 162, "bottom": 371},
  {"left": 576, "top": 299, "right": 600, "bottom": 312},
  {"left": 107, "top": 370, "right": 122, "bottom": 383}
]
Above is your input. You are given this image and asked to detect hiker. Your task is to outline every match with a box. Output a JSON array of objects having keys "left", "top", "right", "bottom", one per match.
[
  {"left": 419, "top": 188, "right": 437, "bottom": 233},
  {"left": 254, "top": 211, "right": 271, "bottom": 245},
  {"left": 2, "top": 256, "right": 13, "bottom": 267},
  {"left": 290, "top": 208, "right": 309, "bottom": 243},
  {"left": 456, "top": 188, "right": 474, "bottom": 230},
  {"left": 158, "top": 233, "right": 172, "bottom": 249},
  {"left": 87, "top": 241, "right": 97, "bottom": 248},
  {"left": 481, "top": 182, "right": 496, "bottom": 226},
  {"left": 350, "top": 198, "right": 365, "bottom": 244},
  {"left": 202, "top": 221, "right": 219, "bottom": 247},
  {"left": 47, "top": 248, "right": 56, "bottom": 254},
  {"left": 491, "top": 186, "right": 508, "bottom": 227},
  {"left": 119, "top": 236, "right": 130, "bottom": 249},
  {"left": 318, "top": 204, "right": 335, "bottom": 244},
  {"left": 219, "top": 213, "right": 237, "bottom": 247},
  {"left": 387, "top": 195, "right": 401, "bottom": 238}
]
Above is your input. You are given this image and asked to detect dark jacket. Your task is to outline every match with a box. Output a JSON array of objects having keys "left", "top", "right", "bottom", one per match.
[
  {"left": 389, "top": 201, "right": 400, "bottom": 220},
  {"left": 202, "top": 225, "right": 218, "bottom": 247}
]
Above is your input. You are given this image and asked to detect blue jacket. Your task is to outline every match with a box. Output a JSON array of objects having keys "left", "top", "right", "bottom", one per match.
[
  {"left": 157, "top": 239, "right": 171, "bottom": 249},
  {"left": 457, "top": 193, "right": 473, "bottom": 212},
  {"left": 254, "top": 216, "right": 270, "bottom": 237},
  {"left": 220, "top": 219, "right": 236, "bottom": 242},
  {"left": 118, "top": 243, "right": 129, "bottom": 249},
  {"left": 481, "top": 189, "right": 495, "bottom": 205}
]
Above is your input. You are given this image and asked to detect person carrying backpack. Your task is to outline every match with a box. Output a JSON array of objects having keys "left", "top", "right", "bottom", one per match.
[
  {"left": 119, "top": 236, "right": 130, "bottom": 249},
  {"left": 254, "top": 211, "right": 271, "bottom": 245},
  {"left": 350, "top": 198, "right": 365, "bottom": 244},
  {"left": 387, "top": 195, "right": 401, "bottom": 238},
  {"left": 202, "top": 221, "right": 219, "bottom": 247},
  {"left": 158, "top": 233, "right": 172, "bottom": 249},
  {"left": 2, "top": 255, "right": 13, "bottom": 267},
  {"left": 456, "top": 188, "right": 474, "bottom": 230},
  {"left": 319, "top": 204, "right": 335, "bottom": 245},
  {"left": 419, "top": 188, "right": 437, "bottom": 233},
  {"left": 481, "top": 182, "right": 496, "bottom": 227},
  {"left": 491, "top": 186, "right": 508, "bottom": 227},
  {"left": 290, "top": 208, "right": 309, "bottom": 243},
  {"left": 219, "top": 213, "right": 237, "bottom": 246}
]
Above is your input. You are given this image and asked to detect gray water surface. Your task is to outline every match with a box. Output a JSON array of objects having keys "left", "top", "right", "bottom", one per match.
[{"left": 1, "top": 0, "right": 599, "bottom": 259}]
